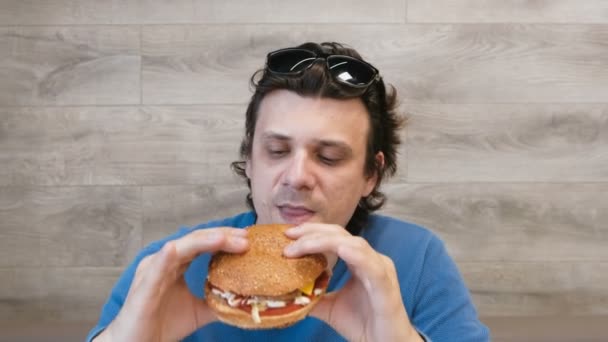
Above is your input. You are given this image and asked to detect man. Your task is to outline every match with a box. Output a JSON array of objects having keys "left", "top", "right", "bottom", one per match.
[{"left": 88, "top": 42, "right": 490, "bottom": 341}]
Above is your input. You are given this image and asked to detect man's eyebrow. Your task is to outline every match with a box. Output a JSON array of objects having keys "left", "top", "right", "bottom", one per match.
[
  {"left": 315, "top": 139, "right": 353, "bottom": 155},
  {"left": 261, "top": 132, "right": 291, "bottom": 141}
]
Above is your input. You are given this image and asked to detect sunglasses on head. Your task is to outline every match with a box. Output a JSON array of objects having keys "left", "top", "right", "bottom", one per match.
[{"left": 265, "top": 48, "right": 380, "bottom": 92}]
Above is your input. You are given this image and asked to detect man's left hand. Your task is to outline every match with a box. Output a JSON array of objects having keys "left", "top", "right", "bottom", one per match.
[{"left": 283, "top": 223, "right": 424, "bottom": 342}]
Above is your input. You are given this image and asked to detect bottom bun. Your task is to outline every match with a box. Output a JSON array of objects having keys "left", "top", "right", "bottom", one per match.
[{"left": 204, "top": 282, "right": 321, "bottom": 329}]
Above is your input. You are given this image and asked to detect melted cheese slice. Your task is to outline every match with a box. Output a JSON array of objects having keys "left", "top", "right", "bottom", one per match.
[{"left": 299, "top": 281, "right": 315, "bottom": 296}]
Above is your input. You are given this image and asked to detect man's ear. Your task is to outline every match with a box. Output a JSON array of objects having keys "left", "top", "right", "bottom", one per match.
[{"left": 363, "top": 152, "right": 384, "bottom": 197}]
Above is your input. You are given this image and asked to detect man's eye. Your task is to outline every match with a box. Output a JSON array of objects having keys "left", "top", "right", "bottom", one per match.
[
  {"left": 318, "top": 155, "right": 340, "bottom": 165},
  {"left": 268, "top": 150, "right": 288, "bottom": 158}
]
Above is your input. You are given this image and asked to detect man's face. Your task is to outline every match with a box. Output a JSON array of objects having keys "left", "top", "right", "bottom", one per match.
[{"left": 246, "top": 89, "right": 381, "bottom": 227}]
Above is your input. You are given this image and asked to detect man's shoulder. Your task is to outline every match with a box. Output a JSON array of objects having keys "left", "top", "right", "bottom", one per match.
[
  {"left": 366, "top": 214, "right": 437, "bottom": 238},
  {"left": 364, "top": 214, "right": 444, "bottom": 255}
]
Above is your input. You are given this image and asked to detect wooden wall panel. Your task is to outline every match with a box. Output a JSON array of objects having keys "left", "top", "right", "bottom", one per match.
[
  {"left": 0, "top": 267, "right": 122, "bottom": 321},
  {"left": 1, "top": 0, "right": 607, "bottom": 337},
  {"left": 142, "top": 24, "right": 608, "bottom": 104},
  {"left": 0, "top": 0, "right": 405, "bottom": 25},
  {"left": 0, "top": 106, "right": 245, "bottom": 186},
  {"left": 142, "top": 184, "right": 249, "bottom": 245},
  {"left": 408, "top": 0, "right": 608, "bottom": 23},
  {"left": 464, "top": 262, "right": 608, "bottom": 316},
  {"left": 0, "top": 187, "right": 141, "bottom": 267},
  {"left": 406, "top": 104, "right": 608, "bottom": 182},
  {"left": 0, "top": 26, "right": 140, "bottom": 106},
  {"left": 380, "top": 183, "right": 608, "bottom": 262}
]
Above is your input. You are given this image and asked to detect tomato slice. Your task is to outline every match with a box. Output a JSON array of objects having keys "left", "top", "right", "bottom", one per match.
[{"left": 239, "top": 301, "right": 304, "bottom": 316}]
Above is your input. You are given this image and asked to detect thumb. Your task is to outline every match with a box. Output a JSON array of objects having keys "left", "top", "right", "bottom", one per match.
[
  {"left": 192, "top": 296, "right": 218, "bottom": 330},
  {"left": 309, "top": 291, "right": 338, "bottom": 325}
]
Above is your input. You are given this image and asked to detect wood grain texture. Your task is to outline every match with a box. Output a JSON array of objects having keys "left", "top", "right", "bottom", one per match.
[
  {"left": 380, "top": 182, "right": 608, "bottom": 262},
  {"left": 0, "top": 0, "right": 405, "bottom": 25},
  {"left": 0, "top": 105, "right": 245, "bottom": 186},
  {"left": 142, "top": 24, "right": 608, "bottom": 104},
  {"left": 483, "top": 316, "right": 608, "bottom": 342},
  {"left": 0, "top": 321, "right": 93, "bottom": 342},
  {"left": 142, "top": 184, "right": 249, "bottom": 245},
  {"left": 0, "top": 187, "right": 141, "bottom": 267},
  {"left": 406, "top": 104, "right": 608, "bottom": 182},
  {"left": 0, "top": 267, "right": 122, "bottom": 321},
  {"left": 0, "top": 0, "right": 607, "bottom": 331},
  {"left": 463, "top": 262, "right": 608, "bottom": 316},
  {"left": 408, "top": 0, "right": 608, "bottom": 23},
  {"left": 0, "top": 26, "right": 140, "bottom": 105},
  {"left": 2, "top": 317, "right": 608, "bottom": 342}
]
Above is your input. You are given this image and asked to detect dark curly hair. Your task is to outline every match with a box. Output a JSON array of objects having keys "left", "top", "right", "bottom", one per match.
[{"left": 231, "top": 42, "right": 405, "bottom": 235}]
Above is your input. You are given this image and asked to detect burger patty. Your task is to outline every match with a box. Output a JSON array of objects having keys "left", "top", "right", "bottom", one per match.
[{"left": 209, "top": 271, "right": 329, "bottom": 309}]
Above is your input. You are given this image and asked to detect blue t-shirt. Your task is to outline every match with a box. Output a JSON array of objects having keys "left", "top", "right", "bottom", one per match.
[{"left": 87, "top": 212, "right": 490, "bottom": 341}]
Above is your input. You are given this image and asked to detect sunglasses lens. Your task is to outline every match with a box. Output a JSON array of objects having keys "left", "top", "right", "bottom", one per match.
[
  {"left": 268, "top": 49, "right": 317, "bottom": 73},
  {"left": 327, "top": 56, "right": 376, "bottom": 86}
]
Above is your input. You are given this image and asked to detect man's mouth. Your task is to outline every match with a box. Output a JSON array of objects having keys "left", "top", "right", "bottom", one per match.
[{"left": 278, "top": 205, "right": 315, "bottom": 224}]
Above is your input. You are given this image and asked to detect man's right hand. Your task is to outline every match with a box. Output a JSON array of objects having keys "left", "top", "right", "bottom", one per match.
[{"left": 93, "top": 227, "right": 249, "bottom": 342}]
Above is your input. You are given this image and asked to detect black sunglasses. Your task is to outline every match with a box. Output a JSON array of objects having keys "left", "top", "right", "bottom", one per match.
[{"left": 266, "top": 48, "right": 380, "bottom": 91}]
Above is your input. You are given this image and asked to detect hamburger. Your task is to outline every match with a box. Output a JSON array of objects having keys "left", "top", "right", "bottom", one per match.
[{"left": 205, "top": 224, "right": 330, "bottom": 329}]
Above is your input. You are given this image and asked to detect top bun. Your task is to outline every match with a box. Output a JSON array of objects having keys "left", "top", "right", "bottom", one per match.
[{"left": 207, "top": 224, "right": 327, "bottom": 296}]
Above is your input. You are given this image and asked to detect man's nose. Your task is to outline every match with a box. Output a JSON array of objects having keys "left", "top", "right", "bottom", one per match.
[{"left": 283, "top": 151, "right": 316, "bottom": 190}]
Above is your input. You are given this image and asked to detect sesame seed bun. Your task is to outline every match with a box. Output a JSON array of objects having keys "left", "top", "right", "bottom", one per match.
[
  {"left": 205, "top": 224, "right": 328, "bottom": 329},
  {"left": 207, "top": 224, "right": 327, "bottom": 296}
]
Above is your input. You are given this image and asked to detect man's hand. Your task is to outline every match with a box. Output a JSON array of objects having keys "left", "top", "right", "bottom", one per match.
[
  {"left": 94, "top": 228, "right": 249, "bottom": 342},
  {"left": 284, "top": 223, "right": 423, "bottom": 342}
]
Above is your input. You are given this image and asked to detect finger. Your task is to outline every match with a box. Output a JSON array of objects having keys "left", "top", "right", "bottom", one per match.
[
  {"left": 284, "top": 223, "right": 349, "bottom": 239},
  {"left": 191, "top": 297, "right": 218, "bottom": 330},
  {"left": 127, "top": 242, "right": 178, "bottom": 305},
  {"left": 174, "top": 228, "right": 249, "bottom": 264},
  {"left": 308, "top": 291, "right": 338, "bottom": 324},
  {"left": 283, "top": 231, "right": 343, "bottom": 271},
  {"left": 285, "top": 234, "right": 390, "bottom": 293},
  {"left": 339, "top": 241, "right": 404, "bottom": 314},
  {"left": 338, "top": 238, "right": 387, "bottom": 289},
  {"left": 283, "top": 231, "right": 350, "bottom": 258},
  {"left": 133, "top": 228, "right": 248, "bottom": 291}
]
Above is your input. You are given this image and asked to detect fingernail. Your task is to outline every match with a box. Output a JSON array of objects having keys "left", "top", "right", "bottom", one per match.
[
  {"left": 284, "top": 243, "right": 297, "bottom": 255},
  {"left": 233, "top": 228, "right": 248, "bottom": 236},
  {"left": 231, "top": 236, "right": 248, "bottom": 245},
  {"left": 285, "top": 226, "right": 299, "bottom": 234}
]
